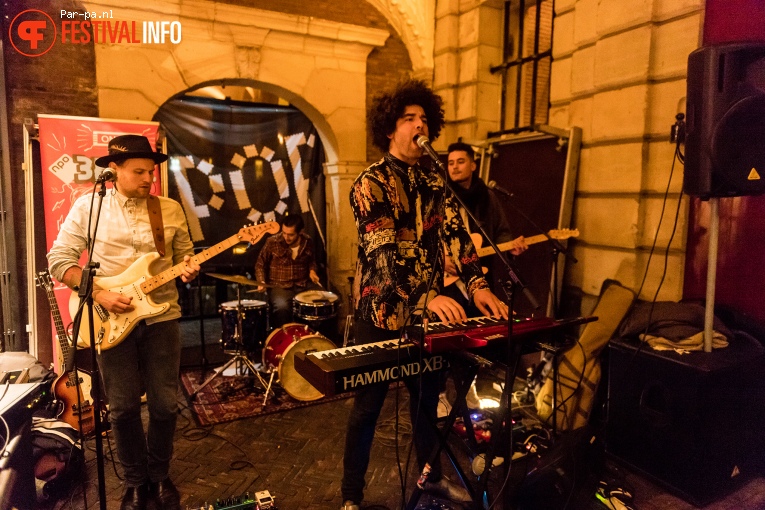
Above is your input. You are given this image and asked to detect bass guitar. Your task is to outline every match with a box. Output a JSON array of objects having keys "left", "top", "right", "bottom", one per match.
[
  {"left": 69, "top": 222, "right": 279, "bottom": 351},
  {"left": 36, "top": 269, "right": 95, "bottom": 436},
  {"left": 444, "top": 228, "right": 579, "bottom": 287}
]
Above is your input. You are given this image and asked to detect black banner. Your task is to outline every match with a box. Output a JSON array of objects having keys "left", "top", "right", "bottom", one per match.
[{"left": 155, "top": 96, "right": 326, "bottom": 269}]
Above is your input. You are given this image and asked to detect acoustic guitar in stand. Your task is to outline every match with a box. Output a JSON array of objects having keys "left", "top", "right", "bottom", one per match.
[{"left": 36, "top": 269, "right": 95, "bottom": 436}]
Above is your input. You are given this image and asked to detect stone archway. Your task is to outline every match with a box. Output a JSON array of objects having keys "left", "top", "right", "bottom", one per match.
[{"left": 87, "top": 1, "right": 389, "bottom": 314}]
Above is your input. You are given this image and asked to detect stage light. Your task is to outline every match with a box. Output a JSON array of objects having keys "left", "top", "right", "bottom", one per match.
[
  {"left": 168, "top": 156, "right": 181, "bottom": 172},
  {"left": 479, "top": 397, "right": 500, "bottom": 409}
]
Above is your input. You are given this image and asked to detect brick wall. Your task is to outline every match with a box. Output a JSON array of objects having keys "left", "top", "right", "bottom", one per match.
[
  {"left": 1, "top": 0, "right": 99, "bottom": 354},
  {"left": 433, "top": 0, "right": 503, "bottom": 147}
]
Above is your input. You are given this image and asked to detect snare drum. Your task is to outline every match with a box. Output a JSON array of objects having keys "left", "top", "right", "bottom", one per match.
[
  {"left": 219, "top": 299, "right": 268, "bottom": 353},
  {"left": 292, "top": 290, "right": 339, "bottom": 321},
  {"left": 262, "top": 323, "right": 335, "bottom": 401}
]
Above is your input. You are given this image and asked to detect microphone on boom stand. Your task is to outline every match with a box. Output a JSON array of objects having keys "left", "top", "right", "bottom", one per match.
[
  {"left": 487, "top": 180, "right": 514, "bottom": 198},
  {"left": 95, "top": 168, "right": 116, "bottom": 183},
  {"left": 414, "top": 134, "right": 445, "bottom": 171}
]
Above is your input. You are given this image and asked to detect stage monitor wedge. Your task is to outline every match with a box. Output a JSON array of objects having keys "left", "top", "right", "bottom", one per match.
[{"left": 684, "top": 43, "right": 765, "bottom": 198}]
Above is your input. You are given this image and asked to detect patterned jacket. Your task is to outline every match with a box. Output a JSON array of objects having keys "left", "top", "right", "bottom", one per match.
[{"left": 351, "top": 154, "right": 489, "bottom": 330}]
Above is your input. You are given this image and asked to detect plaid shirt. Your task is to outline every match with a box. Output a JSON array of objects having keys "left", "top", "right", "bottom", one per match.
[
  {"left": 351, "top": 154, "right": 489, "bottom": 330},
  {"left": 255, "top": 232, "right": 317, "bottom": 289}
]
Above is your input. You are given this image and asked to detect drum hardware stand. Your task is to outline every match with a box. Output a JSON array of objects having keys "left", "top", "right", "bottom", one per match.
[
  {"left": 260, "top": 323, "right": 300, "bottom": 403},
  {"left": 343, "top": 275, "right": 354, "bottom": 347},
  {"left": 260, "top": 366, "right": 277, "bottom": 406},
  {"left": 190, "top": 282, "right": 273, "bottom": 402},
  {"left": 196, "top": 267, "right": 209, "bottom": 378}
]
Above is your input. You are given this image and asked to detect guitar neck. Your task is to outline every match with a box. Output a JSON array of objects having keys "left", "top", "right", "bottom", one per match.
[
  {"left": 140, "top": 232, "right": 244, "bottom": 294},
  {"left": 475, "top": 233, "right": 547, "bottom": 257},
  {"left": 41, "top": 281, "right": 72, "bottom": 371}
]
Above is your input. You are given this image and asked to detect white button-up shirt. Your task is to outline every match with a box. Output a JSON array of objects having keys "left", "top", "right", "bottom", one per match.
[{"left": 47, "top": 190, "right": 194, "bottom": 323}]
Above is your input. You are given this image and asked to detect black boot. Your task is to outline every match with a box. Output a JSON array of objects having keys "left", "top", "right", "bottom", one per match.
[
  {"left": 151, "top": 478, "right": 181, "bottom": 510},
  {"left": 120, "top": 484, "right": 148, "bottom": 510}
]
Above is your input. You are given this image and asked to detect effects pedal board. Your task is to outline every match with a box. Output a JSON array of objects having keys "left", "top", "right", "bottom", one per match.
[{"left": 188, "top": 490, "right": 277, "bottom": 510}]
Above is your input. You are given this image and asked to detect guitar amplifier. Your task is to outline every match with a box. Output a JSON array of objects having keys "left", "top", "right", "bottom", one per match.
[
  {"left": 606, "top": 332, "right": 765, "bottom": 506},
  {"left": 0, "top": 382, "right": 51, "bottom": 509}
]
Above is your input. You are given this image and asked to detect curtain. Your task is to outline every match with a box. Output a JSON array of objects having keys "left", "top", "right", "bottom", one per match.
[{"left": 155, "top": 96, "right": 326, "bottom": 271}]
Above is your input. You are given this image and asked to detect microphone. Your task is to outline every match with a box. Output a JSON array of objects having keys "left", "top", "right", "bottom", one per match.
[
  {"left": 487, "top": 180, "right": 513, "bottom": 198},
  {"left": 414, "top": 134, "right": 444, "bottom": 170},
  {"left": 96, "top": 168, "right": 116, "bottom": 183}
]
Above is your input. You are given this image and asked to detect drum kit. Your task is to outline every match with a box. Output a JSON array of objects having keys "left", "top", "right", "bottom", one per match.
[{"left": 190, "top": 273, "right": 340, "bottom": 404}]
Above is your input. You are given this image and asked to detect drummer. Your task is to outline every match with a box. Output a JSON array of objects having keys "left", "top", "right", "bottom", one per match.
[{"left": 255, "top": 214, "right": 322, "bottom": 328}]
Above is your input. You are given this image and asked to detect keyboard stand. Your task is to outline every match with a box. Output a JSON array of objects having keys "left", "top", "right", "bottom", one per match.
[
  {"left": 405, "top": 333, "right": 528, "bottom": 510},
  {"left": 405, "top": 350, "right": 490, "bottom": 510}
]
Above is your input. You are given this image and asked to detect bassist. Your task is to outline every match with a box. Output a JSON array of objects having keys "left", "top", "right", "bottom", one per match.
[{"left": 47, "top": 135, "right": 199, "bottom": 510}]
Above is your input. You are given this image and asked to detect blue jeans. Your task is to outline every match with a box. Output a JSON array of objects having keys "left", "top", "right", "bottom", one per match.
[
  {"left": 341, "top": 319, "right": 443, "bottom": 504},
  {"left": 98, "top": 320, "right": 181, "bottom": 486}
]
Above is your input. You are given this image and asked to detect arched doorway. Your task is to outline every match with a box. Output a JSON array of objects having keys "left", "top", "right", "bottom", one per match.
[{"left": 154, "top": 81, "right": 336, "bottom": 358}]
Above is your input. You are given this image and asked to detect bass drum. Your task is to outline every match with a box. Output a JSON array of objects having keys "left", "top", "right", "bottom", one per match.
[{"left": 262, "top": 323, "right": 335, "bottom": 401}]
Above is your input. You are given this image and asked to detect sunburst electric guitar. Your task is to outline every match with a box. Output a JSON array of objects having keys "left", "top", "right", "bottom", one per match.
[
  {"left": 69, "top": 222, "right": 280, "bottom": 351},
  {"left": 444, "top": 228, "right": 580, "bottom": 287},
  {"left": 36, "top": 269, "right": 95, "bottom": 436}
]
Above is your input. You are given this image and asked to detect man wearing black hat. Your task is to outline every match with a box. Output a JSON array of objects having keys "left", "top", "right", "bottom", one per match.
[{"left": 47, "top": 134, "right": 200, "bottom": 510}]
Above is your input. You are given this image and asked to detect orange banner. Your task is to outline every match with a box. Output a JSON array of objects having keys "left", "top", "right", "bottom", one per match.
[{"left": 38, "top": 115, "right": 161, "bottom": 364}]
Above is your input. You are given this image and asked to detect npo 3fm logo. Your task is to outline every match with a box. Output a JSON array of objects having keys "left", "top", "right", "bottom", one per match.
[{"left": 9, "top": 10, "right": 57, "bottom": 57}]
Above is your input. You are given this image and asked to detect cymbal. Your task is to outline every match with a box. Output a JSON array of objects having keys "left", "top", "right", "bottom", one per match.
[{"left": 207, "top": 273, "right": 271, "bottom": 287}]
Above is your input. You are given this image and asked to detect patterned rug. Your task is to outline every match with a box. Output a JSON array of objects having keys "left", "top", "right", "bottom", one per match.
[{"left": 180, "top": 367, "right": 354, "bottom": 426}]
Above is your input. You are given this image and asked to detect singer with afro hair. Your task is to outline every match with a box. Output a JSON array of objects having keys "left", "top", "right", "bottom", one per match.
[
  {"left": 340, "top": 80, "right": 508, "bottom": 510},
  {"left": 367, "top": 79, "right": 446, "bottom": 153}
]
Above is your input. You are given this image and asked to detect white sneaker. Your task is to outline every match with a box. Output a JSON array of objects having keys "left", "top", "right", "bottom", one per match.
[
  {"left": 437, "top": 391, "right": 452, "bottom": 418},
  {"left": 341, "top": 501, "right": 360, "bottom": 510}
]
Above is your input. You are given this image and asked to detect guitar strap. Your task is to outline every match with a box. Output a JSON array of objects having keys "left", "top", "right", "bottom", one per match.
[{"left": 147, "top": 195, "right": 166, "bottom": 257}]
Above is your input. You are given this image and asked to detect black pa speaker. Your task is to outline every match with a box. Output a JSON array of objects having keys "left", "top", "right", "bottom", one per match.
[
  {"left": 684, "top": 43, "right": 765, "bottom": 198},
  {"left": 605, "top": 333, "right": 765, "bottom": 506}
]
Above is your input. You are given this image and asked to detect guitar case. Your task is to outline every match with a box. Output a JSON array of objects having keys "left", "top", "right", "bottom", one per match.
[
  {"left": 535, "top": 280, "right": 635, "bottom": 431},
  {"left": 30, "top": 417, "right": 84, "bottom": 503}
]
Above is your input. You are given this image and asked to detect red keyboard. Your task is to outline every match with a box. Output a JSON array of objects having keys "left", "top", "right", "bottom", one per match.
[{"left": 294, "top": 316, "right": 596, "bottom": 396}]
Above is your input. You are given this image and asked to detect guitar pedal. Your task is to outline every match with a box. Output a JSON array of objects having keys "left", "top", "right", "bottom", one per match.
[{"left": 255, "top": 490, "right": 276, "bottom": 509}]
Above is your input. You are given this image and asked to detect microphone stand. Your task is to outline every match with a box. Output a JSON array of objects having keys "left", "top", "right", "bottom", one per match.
[
  {"left": 498, "top": 194, "right": 577, "bottom": 319},
  {"left": 443, "top": 178, "right": 541, "bottom": 509},
  {"left": 421, "top": 147, "right": 542, "bottom": 508},
  {"left": 69, "top": 179, "right": 110, "bottom": 510},
  {"left": 497, "top": 197, "right": 579, "bottom": 440}
]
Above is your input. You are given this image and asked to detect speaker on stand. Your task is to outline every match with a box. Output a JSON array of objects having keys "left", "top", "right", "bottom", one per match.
[
  {"left": 684, "top": 43, "right": 765, "bottom": 198},
  {"left": 683, "top": 43, "right": 765, "bottom": 354}
]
